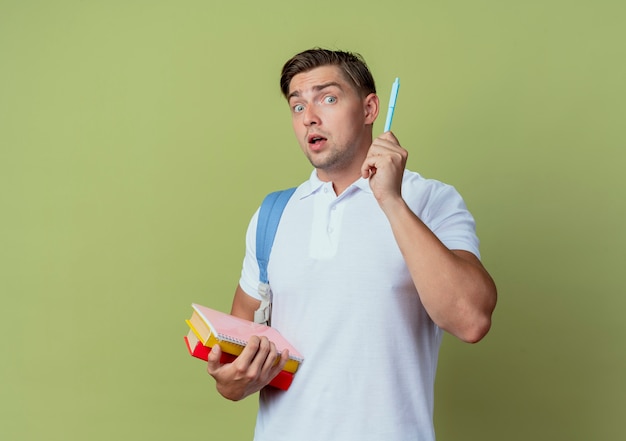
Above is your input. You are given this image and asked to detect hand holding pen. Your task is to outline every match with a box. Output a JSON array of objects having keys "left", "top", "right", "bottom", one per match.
[{"left": 362, "top": 77, "right": 407, "bottom": 202}]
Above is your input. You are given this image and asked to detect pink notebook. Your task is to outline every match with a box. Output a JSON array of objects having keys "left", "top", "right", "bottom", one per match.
[{"left": 190, "top": 303, "right": 304, "bottom": 367}]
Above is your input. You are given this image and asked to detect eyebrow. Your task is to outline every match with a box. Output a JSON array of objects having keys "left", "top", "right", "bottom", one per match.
[{"left": 287, "top": 82, "right": 344, "bottom": 101}]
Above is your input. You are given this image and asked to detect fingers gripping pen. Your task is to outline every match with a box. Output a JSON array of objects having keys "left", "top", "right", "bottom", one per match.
[{"left": 384, "top": 77, "right": 400, "bottom": 132}]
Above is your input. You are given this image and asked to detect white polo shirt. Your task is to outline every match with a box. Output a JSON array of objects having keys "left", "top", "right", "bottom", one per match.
[{"left": 239, "top": 169, "right": 480, "bottom": 441}]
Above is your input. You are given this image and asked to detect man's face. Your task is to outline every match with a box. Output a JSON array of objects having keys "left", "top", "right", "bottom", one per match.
[{"left": 287, "top": 65, "right": 378, "bottom": 177}]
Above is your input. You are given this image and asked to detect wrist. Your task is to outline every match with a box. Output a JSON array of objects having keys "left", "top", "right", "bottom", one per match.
[{"left": 378, "top": 193, "right": 406, "bottom": 216}]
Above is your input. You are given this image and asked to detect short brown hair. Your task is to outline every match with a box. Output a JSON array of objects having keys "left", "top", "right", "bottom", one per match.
[{"left": 280, "top": 48, "right": 377, "bottom": 99}]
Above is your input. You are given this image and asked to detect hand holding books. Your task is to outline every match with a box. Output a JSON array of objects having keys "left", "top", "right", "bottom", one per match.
[
  {"left": 207, "top": 334, "right": 291, "bottom": 401},
  {"left": 183, "top": 303, "right": 303, "bottom": 393}
]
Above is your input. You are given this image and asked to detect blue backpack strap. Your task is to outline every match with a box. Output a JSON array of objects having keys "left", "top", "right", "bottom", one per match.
[{"left": 254, "top": 187, "right": 296, "bottom": 324}]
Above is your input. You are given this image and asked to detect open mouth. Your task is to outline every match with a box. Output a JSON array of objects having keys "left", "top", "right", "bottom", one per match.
[{"left": 308, "top": 135, "right": 327, "bottom": 145}]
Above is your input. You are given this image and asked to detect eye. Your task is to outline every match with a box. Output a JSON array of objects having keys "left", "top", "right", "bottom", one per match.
[
  {"left": 323, "top": 96, "right": 337, "bottom": 104},
  {"left": 293, "top": 104, "right": 305, "bottom": 113}
]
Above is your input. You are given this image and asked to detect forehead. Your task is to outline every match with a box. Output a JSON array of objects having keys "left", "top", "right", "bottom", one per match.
[{"left": 288, "top": 65, "right": 353, "bottom": 96}]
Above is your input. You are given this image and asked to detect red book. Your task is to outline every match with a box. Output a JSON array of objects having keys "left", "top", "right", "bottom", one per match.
[{"left": 184, "top": 331, "right": 294, "bottom": 391}]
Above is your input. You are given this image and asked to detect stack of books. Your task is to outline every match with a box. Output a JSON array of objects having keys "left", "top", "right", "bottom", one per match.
[{"left": 183, "top": 303, "right": 304, "bottom": 390}]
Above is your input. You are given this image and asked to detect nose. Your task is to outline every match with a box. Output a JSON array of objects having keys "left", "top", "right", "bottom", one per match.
[{"left": 303, "top": 105, "right": 321, "bottom": 126}]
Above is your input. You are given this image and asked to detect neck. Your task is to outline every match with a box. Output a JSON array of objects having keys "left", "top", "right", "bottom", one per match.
[
  {"left": 316, "top": 153, "right": 368, "bottom": 196},
  {"left": 314, "top": 131, "right": 373, "bottom": 195}
]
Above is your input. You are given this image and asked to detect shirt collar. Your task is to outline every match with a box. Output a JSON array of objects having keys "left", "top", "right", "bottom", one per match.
[{"left": 300, "top": 170, "right": 373, "bottom": 199}]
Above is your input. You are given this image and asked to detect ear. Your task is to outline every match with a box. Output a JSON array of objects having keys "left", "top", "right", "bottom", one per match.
[{"left": 363, "top": 93, "right": 379, "bottom": 125}]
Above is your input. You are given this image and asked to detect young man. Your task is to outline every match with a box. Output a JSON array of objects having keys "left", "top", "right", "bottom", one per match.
[{"left": 207, "top": 48, "right": 497, "bottom": 441}]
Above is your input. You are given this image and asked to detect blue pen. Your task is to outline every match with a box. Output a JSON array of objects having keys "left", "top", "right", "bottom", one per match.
[{"left": 384, "top": 77, "right": 400, "bottom": 132}]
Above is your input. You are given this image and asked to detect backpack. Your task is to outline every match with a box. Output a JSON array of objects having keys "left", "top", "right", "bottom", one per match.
[{"left": 253, "top": 187, "right": 296, "bottom": 325}]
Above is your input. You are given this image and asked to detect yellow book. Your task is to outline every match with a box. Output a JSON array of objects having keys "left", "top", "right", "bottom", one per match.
[
  {"left": 186, "top": 318, "right": 248, "bottom": 359},
  {"left": 185, "top": 303, "right": 303, "bottom": 374}
]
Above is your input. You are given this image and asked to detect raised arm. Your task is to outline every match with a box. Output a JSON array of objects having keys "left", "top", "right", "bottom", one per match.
[
  {"left": 362, "top": 132, "right": 497, "bottom": 343},
  {"left": 381, "top": 202, "right": 496, "bottom": 342}
]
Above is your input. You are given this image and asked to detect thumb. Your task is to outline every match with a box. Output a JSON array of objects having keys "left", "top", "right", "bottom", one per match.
[{"left": 207, "top": 344, "right": 222, "bottom": 369}]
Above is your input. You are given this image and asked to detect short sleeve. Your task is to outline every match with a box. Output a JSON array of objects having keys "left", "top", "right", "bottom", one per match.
[{"left": 404, "top": 175, "right": 481, "bottom": 260}]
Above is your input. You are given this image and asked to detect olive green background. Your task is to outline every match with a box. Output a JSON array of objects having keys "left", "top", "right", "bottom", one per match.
[{"left": 1, "top": 1, "right": 624, "bottom": 440}]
